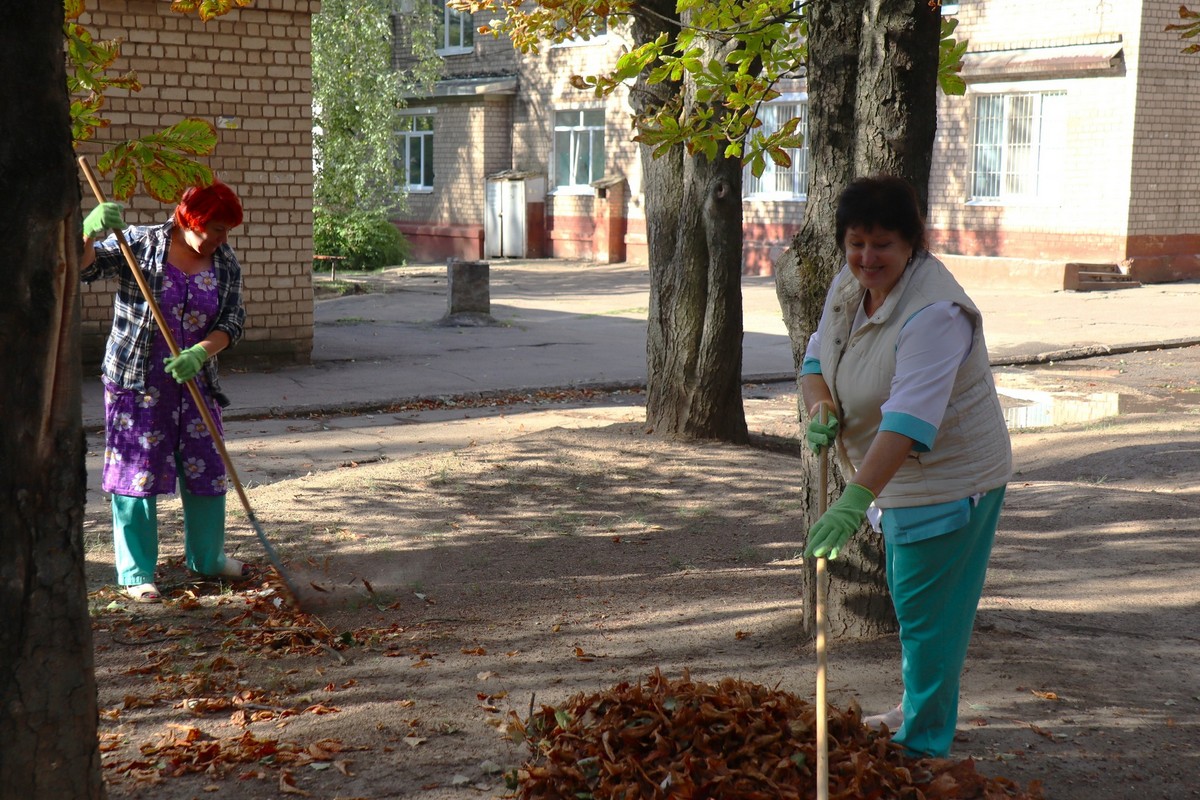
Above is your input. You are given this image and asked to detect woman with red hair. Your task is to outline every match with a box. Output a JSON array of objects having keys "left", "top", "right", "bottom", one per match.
[{"left": 81, "top": 181, "right": 254, "bottom": 603}]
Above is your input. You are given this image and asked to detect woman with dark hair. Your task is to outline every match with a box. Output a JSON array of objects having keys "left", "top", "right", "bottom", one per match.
[
  {"left": 81, "top": 181, "right": 253, "bottom": 603},
  {"left": 800, "top": 175, "right": 1011, "bottom": 757}
]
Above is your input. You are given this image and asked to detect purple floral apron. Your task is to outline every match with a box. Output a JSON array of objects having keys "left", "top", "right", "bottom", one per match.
[{"left": 102, "top": 263, "right": 227, "bottom": 497}]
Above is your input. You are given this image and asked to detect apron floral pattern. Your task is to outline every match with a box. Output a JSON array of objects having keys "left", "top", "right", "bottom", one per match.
[{"left": 102, "top": 263, "right": 227, "bottom": 497}]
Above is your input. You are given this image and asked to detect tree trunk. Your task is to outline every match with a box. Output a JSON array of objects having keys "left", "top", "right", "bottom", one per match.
[
  {"left": 774, "top": 0, "right": 941, "bottom": 641},
  {"left": 0, "top": 4, "right": 104, "bottom": 798},
  {"left": 633, "top": 2, "right": 749, "bottom": 444}
]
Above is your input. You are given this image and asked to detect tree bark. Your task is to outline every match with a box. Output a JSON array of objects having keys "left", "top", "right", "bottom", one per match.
[
  {"left": 0, "top": 4, "right": 104, "bottom": 798},
  {"left": 774, "top": 0, "right": 941, "bottom": 640},
  {"left": 633, "top": 2, "right": 749, "bottom": 444}
]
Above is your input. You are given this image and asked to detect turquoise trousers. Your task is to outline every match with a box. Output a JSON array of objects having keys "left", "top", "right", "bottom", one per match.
[
  {"left": 886, "top": 487, "right": 1006, "bottom": 758},
  {"left": 111, "top": 480, "right": 227, "bottom": 586}
]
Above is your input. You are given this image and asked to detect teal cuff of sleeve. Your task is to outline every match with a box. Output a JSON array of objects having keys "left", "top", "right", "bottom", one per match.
[
  {"left": 880, "top": 411, "right": 936, "bottom": 452},
  {"left": 801, "top": 357, "right": 822, "bottom": 376}
]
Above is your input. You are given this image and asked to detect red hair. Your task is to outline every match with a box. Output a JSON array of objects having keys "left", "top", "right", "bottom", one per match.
[{"left": 174, "top": 180, "right": 243, "bottom": 231}]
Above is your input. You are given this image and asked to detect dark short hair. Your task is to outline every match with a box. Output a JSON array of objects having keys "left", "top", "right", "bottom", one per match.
[
  {"left": 174, "top": 180, "right": 244, "bottom": 231},
  {"left": 835, "top": 175, "right": 927, "bottom": 252}
]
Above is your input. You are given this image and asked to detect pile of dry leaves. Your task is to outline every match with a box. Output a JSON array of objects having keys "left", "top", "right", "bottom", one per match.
[{"left": 510, "top": 669, "right": 1043, "bottom": 800}]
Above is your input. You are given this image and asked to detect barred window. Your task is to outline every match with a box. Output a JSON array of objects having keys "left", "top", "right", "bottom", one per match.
[
  {"left": 970, "top": 91, "right": 1066, "bottom": 201},
  {"left": 744, "top": 100, "right": 808, "bottom": 199}
]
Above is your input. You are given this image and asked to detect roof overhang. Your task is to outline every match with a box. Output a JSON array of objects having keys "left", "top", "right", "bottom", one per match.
[
  {"left": 962, "top": 40, "right": 1125, "bottom": 83},
  {"left": 432, "top": 76, "right": 518, "bottom": 97}
]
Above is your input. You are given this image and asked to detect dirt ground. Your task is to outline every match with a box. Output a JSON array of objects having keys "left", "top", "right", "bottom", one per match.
[{"left": 83, "top": 346, "right": 1200, "bottom": 800}]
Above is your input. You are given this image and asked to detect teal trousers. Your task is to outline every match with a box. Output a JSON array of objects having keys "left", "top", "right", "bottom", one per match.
[
  {"left": 886, "top": 487, "right": 1006, "bottom": 758},
  {"left": 111, "top": 480, "right": 227, "bottom": 585}
]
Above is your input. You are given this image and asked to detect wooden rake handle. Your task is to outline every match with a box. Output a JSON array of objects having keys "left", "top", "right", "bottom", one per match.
[{"left": 815, "top": 405, "right": 830, "bottom": 800}]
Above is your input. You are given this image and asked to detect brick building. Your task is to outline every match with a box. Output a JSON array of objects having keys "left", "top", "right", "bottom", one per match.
[
  {"left": 392, "top": 0, "right": 1200, "bottom": 289},
  {"left": 78, "top": 0, "right": 317, "bottom": 367}
]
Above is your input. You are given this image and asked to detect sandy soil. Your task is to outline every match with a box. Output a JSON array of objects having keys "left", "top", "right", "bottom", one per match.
[{"left": 84, "top": 347, "right": 1200, "bottom": 800}]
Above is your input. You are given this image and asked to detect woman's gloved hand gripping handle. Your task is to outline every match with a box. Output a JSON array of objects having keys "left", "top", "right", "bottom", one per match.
[
  {"left": 805, "top": 483, "right": 875, "bottom": 561},
  {"left": 83, "top": 202, "right": 126, "bottom": 240}
]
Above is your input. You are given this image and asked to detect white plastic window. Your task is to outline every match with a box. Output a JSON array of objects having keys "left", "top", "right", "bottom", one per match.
[
  {"left": 398, "top": 115, "right": 435, "bottom": 191},
  {"left": 553, "top": 109, "right": 606, "bottom": 191},
  {"left": 434, "top": 0, "right": 473, "bottom": 54}
]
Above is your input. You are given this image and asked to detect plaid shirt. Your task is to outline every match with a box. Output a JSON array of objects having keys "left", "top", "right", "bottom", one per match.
[{"left": 82, "top": 219, "right": 245, "bottom": 407}]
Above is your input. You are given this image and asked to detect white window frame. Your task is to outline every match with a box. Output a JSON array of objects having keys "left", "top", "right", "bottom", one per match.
[
  {"left": 743, "top": 95, "right": 809, "bottom": 201},
  {"left": 433, "top": 0, "right": 473, "bottom": 55},
  {"left": 398, "top": 109, "right": 435, "bottom": 193},
  {"left": 552, "top": 108, "right": 606, "bottom": 194},
  {"left": 968, "top": 88, "right": 1066, "bottom": 205}
]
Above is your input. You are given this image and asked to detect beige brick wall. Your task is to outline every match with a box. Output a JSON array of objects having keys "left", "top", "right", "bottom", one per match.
[
  {"left": 506, "top": 28, "right": 648, "bottom": 255},
  {"left": 1127, "top": 0, "right": 1200, "bottom": 243},
  {"left": 78, "top": 0, "right": 316, "bottom": 367},
  {"left": 400, "top": 97, "right": 493, "bottom": 229}
]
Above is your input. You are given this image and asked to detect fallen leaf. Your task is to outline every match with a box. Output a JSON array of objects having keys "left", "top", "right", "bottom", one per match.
[
  {"left": 278, "top": 771, "right": 310, "bottom": 795},
  {"left": 403, "top": 736, "right": 426, "bottom": 748},
  {"left": 1031, "top": 690, "right": 1059, "bottom": 701},
  {"left": 461, "top": 646, "right": 487, "bottom": 656}
]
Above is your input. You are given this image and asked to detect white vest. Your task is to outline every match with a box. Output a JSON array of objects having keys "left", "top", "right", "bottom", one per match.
[{"left": 816, "top": 253, "right": 1012, "bottom": 507}]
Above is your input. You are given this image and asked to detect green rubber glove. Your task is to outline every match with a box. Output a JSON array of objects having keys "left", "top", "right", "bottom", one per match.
[
  {"left": 806, "top": 408, "right": 839, "bottom": 454},
  {"left": 163, "top": 344, "right": 208, "bottom": 383},
  {"left": 82, "top": 202, "right": 126, "bottom": 239},
  {"left": 805, "top": 483, "right": 876, "bottom": 560}
]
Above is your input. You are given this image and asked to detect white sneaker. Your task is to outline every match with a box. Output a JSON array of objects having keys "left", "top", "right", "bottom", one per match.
[{"left": 863, "top": 703, "right": 904, "bottom": 732}]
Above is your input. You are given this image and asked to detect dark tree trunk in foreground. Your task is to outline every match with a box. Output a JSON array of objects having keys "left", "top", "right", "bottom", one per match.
[
  {"left": 0, "top": 4, "right": 104, "bottom": 797},
  {"left": 633, "top": 1, "right": 749, "bottom": 444},
  {"left": 774, "top": 0, "right": 941, "bottom": 640}
]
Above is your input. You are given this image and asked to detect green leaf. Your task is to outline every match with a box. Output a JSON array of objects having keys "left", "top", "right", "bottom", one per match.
[
  {"left": 938, "top": 16, "right": 968, "bottom": 96},
  {"left": 749, "top": 152, "right": 766, "bottom": 179},
  {"left": 766, "top": 145, "right": 792, "bottom": 169}
]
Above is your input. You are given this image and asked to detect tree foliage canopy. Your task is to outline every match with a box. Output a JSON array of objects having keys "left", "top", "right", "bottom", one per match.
[
  {"left": 466, "top": 0, "right": 964, "bottom": 178},
  {"left": 312, "top": 0, "right": 441, "bottom": 217}
]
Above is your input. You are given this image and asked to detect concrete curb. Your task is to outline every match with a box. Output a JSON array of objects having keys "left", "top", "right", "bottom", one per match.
[{"left": 989, "top": 337, "right": 1200, "bottom": 368}]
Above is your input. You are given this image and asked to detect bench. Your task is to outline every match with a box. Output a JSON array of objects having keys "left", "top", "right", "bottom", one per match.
[{"left": 312, "top": 254, "right": 348, "bottom": 281}]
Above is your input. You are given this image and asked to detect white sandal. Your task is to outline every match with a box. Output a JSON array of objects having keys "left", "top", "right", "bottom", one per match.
[
  {"left": 215, "top": 556, "right": 253, "bottom": 580},
  {"left": 124, "top": 582, "right": 162, "bottom": 603},
  {"left": 863, "top": 703, "right": 904, "bottom": 732}
]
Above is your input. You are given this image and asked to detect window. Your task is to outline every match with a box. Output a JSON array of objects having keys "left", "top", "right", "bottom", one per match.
[
  {"left": 744, "top": 99, "right": 809, "bottom": 199},
  {"left": 554, "top": 109, "right": 606, "bottom": 191},
  {"left": 434, "top": 0, "right": 473, "bottom": 53},
  {"left": 398, "top": 114, "right": 434, "bottom": 191},
  {"left": 970, "top": 91, "right": 1066, "bottom": 202}
]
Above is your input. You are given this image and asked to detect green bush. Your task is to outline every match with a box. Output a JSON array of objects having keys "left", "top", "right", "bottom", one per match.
[{"left": 313, "top": 209, "right": 409, "bottom": 271}]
